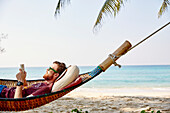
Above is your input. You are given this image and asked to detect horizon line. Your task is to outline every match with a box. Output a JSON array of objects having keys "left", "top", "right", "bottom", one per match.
[{"left": 0, "top": 64, "right": 170, "bottom": 68}]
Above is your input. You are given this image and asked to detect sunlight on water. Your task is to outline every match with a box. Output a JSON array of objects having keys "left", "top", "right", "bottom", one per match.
[{"left": 0, "top": 65, "right": 170, "bottom": 88}]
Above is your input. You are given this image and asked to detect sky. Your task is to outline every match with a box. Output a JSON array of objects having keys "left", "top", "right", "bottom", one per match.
[{"left": 0, "top": 0, "right": 170, "bottom": 67}]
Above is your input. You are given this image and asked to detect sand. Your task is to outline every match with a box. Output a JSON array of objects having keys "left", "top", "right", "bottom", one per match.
[{"left": 1, "top": 88, "right": 170, "bottom": 113}]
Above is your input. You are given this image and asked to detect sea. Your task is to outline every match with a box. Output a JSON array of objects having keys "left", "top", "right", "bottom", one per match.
[{"left": 0, "top": 65, "right": 170, "bottom": 89}]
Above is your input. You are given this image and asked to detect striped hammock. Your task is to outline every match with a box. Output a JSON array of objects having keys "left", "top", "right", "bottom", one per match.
[{"left": 0, "top": 41, "right": 131, "bottom": 111}]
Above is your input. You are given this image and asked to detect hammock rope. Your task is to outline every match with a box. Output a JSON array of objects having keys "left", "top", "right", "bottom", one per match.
[
  {"left": 128, "top": 22, "right": 170, "bottom": 52},
  {"left": 108, "top": 22, "right": 170, "bottom": 68}
]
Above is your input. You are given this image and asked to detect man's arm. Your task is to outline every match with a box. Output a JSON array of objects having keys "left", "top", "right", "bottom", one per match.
[
  {"left": 14, "top": 85, "right": 23, "bottom": 98},
  {"left": 14, "top": 69, "right": 26, "bottom": 98}
]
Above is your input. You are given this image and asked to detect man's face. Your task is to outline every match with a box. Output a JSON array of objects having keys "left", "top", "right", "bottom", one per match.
[{"left": 43, "top": 63, "right": 59, "bottom": 81}]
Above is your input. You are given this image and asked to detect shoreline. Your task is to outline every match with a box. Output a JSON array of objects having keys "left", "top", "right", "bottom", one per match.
[
  {"left": 66, "top": 87, "right": 170, "bottom": 98},
  {"left": 1, "top": 87, "right": 170, "bottom": 113}
]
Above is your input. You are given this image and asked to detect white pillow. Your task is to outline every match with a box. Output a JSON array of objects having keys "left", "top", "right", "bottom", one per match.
[{"left": 51, "top": 65, "right": 79, "bottom": 92}]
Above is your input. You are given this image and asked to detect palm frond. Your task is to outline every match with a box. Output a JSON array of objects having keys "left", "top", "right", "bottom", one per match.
[
  {"left": 158, "top": 0, "right": 170, "bottom": 18},
  {"left": 93, "top": 0, "right": 125, "bottom": 32},
  {"left": 54, "top": 0, "right": 70, "bottom": 16}
]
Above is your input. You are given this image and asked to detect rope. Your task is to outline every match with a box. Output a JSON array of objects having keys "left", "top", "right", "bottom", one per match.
[
  {"left": 128, "top": 21, "right": 170, "bottom": 52},
  {"left": 109, "top": 22, "right": 169, "bottom": 68}
]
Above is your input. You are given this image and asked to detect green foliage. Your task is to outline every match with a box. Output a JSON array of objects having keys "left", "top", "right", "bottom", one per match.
[
  {"left": 93, "top": 0, "right": 124, "bottom": 31},
  {"left": 55, "top": 0, "right": 70, "bottom": 16},
  {"left": 71, "top": 108, "right": 88, "bottom": 113},
  {"left": 156, "top": 110, "right": 161, "bottom": 113},
  {"left": 158, "top": 0, "right": 170, "bottom": 18},
  {"left": 55, "top": 0, "right": 170, "bottom": 31},
  {"left": 46, "top": 109, "right": 163, "bottom": 113},
  {"left": 140, "top": 110, "right": 161, "bottom": 113},
  {"left": 141, "top": 110, "right": 145, "bottom": 113}
]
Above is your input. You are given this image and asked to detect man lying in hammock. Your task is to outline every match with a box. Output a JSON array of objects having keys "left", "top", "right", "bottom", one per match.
[{"left": 0, "top": 61, "right": 66, "bottom": 98}]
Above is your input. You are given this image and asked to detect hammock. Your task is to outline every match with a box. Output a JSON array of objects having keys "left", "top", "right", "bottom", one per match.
[
  {"left": 0, "top": 22, "right": 169, "bottom": 111},
  {"left": 0, "top": 41, "right": 132, "bottom": 111}
]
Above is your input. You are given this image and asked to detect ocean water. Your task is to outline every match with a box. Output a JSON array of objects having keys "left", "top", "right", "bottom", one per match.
[{"left": 0, "top": 65, "right": 170, "bottom": 88}]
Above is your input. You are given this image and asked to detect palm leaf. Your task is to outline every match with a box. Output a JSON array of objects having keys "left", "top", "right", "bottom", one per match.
[
  {"left": 93, "top": 0, "right": 125, "bottom": 31},
  {"left": 158, "top": 0, "right": 170, "bottom": 18},
  {"left": 54, "top": 0, "right": 70, "bottom": 16}
]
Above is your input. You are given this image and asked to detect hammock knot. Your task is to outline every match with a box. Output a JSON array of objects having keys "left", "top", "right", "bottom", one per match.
[{"left": 109, "top": 54, "right": 121, "bottom": 68}]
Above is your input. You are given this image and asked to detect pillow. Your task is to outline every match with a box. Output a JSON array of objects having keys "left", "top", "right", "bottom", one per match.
[{"left": 51, "top": 65, "right": 79, "bottom": 92}]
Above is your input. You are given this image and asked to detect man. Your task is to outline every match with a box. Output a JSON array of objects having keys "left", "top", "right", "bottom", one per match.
[{"left": 0, "top": 61, "right": 66, "bottom": 98}]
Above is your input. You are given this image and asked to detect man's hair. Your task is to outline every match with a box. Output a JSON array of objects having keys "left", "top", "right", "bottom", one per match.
[{"left": 53, "top": 61, "right": 66, "bottom": 75}]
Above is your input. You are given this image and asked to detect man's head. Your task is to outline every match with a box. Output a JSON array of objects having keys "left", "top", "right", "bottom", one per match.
[{"left": 43, "top": 61, "right": 66, "bottom": 83}]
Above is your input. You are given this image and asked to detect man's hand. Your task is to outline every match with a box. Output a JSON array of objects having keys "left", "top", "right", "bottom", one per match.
[
  {"left": 16, "top": 69, "right": 27, "bottom": 83},
  {"left": 14, "top": 69, "right": 27, "bottom": 98}
]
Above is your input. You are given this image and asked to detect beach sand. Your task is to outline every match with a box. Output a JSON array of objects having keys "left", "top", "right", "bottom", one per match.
[{"left": 1, "top": 88, "right": 170, "bottom": 113}]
